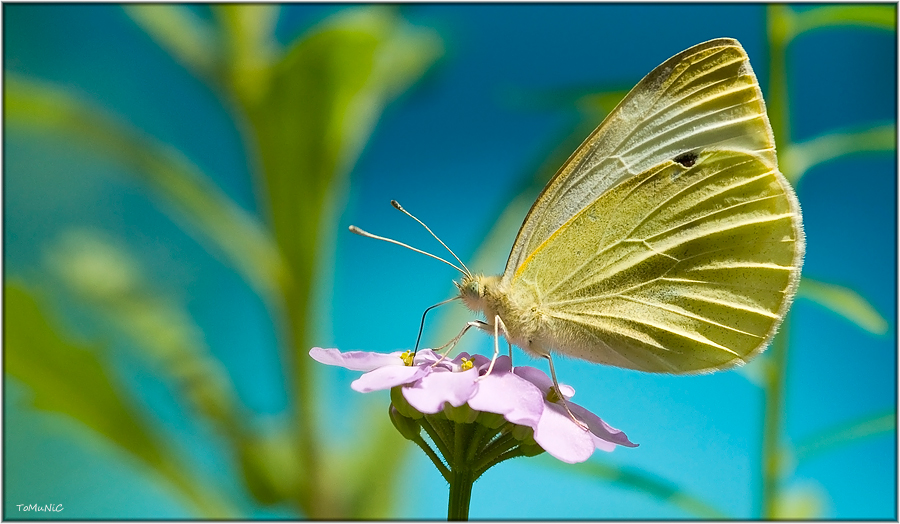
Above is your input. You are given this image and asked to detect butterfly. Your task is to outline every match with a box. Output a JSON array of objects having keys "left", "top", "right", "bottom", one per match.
[{"left": 353, "top": 38, "right": 804, "bottom": 386}]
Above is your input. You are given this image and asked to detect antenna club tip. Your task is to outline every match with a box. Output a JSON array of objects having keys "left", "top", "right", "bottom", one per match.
[
  {"left": 391, "top": 200, "right": 403, "bottom": 210},
  {"left": 348, "top": 225, "right": 362, "bottom": 233}
]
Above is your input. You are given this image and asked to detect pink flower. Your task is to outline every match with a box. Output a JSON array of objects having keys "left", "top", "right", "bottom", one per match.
[{"left": 310, "top": 347, "right": 636, "bottom": 463}]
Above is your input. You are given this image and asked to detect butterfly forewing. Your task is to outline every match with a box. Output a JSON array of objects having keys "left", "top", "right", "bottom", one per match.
[
  {"left": 511, "top": 149, "right": 802, "bottom": 373},
  {"left": 504, "top": 38, "right": 778, "bottom": 279}
]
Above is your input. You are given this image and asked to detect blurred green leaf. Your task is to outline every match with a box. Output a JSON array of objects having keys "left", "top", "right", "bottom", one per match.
[
  {"left": 246, "top": 7, "right": 444, "bottom": 284},
  {"left": 124, "top": 5, "right": 220, "bottom": 78},
  {"left": 230, "top": 7, "right": 441, "bottom": 515},
  {"left": 44, "top": 229, "right": 240, "bottom": 427},
  {"left": 795, "top": 411, "right": 895, "bottom": 463},
  {"left": 781, "top": 124, "right": 895, "bottom": 184},
  {"left": 428, "top": 109, "right": 614, "bottom": 351},
  {"left": 5, "top": 283, "right": 167, "bottom": 470},
  {"left": 790, "top": 5, "right": 896, "bottom": 40},
  {"left": 798, "top": 278, "right": 889, "bottom": 335},
  {"left": 502, "top": 85, "right": 628, "bottom": 116},
  {"left": 244, "top": 6, "right": 443, "bottom": 343},
  {"left": 4, "top": 282, "right": 235, "bottom": 517},
  {"left": 538, "top": 455, "right": 729, "bottom": 518},
  {"left": 237, "top": 425, "right": 301, "bottom": 506},
  {"left": 5, "top": 76, "right": 288, "bottom": 301},
  {"left": 771, "top": 482, "right": 827, "bottom": 519},
  {"left": 733, "top": 352, "right": 772, "bottom": 388},
  {"left": 340, "top": 406, "right": 409, "bottom": 518},
  {"left": 213, "top": 4, "right": 281, "bottom": 104},
  {"left": 575, "top": 89, "right": 630, "bottom": 115},
  {"left": 430, "top": 190, "right": 534, "bottom": 353}
]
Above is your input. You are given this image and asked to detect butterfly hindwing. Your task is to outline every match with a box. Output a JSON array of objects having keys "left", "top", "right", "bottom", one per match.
[{"left": 511, "top": 149, "right": 802, "bottom": 373}]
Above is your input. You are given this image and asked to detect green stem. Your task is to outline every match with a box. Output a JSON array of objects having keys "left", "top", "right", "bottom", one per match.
[
  {"left": 466, "top": 422, "right": 492, "bottom": 462},
  {"left": 421, "top": 417, "right": 454, "bottom": 462},
  {"left": 760, "top": 5, "right": 794, "bottom": 518},
  {"left": 476, "top": 447, "right": 530, "bottom": 479},
  {"left": 767, "top": 4, "right": 792, "bottom": 146},
  {"left": 284, "top": 282, "right": 322, "bottom": 515},
  {"left": 760, "top": 318, "right": 791, "bottom": 518},
  {"left": 447, "top": 465, "right": 475, "bottom": 520},
  {"left": 474, "top": 431, "right": 517, "bottom": 472},
  {"left": 410, "top": 433, "right": 451, "bottom": 483}
]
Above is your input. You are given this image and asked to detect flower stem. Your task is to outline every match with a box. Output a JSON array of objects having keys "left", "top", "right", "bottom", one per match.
[
  {"left": 447, "top": 465, "right": 475, "bottom": 520},
  {"left": 421, "top": 416, "right": 454, "bottom": 461},
  {"left": 476, "top": 447, "right": 530, "bottom": 478},
  {"left": 410, "top": 434, "right": 451, "bottom": 483}
]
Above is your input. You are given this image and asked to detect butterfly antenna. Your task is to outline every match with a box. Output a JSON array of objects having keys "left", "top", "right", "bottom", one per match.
[
  {"left": 391, "top": 200, "right": 471, "bottom": 277},
  {"left": 348, "top": 225, "right": 468, "bottom": 275}
]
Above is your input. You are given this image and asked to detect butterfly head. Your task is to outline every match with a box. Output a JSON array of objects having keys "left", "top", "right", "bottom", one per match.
[{"left": 456, "top": 273, "right": 501, "bottom": 315}]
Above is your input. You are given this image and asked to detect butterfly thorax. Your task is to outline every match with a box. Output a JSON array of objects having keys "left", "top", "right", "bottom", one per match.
[{"left": 457, "top": 273, "right": 547, "bottom": 357}]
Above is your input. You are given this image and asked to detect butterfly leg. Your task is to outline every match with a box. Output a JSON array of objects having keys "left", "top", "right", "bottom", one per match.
[
  {"left": 432, "top": 320, "right": 486, "bottom": 367},
  {"left": 543, "top": 353, "right": 588, "bottom": 431},
  {"left": 480, "top": 314, "right": 507, "bottom": 378}
]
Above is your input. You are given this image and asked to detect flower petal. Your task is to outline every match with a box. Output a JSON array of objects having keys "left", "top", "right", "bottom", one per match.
[
  {"left": 310, "top": 347, "right": 404, "bottom": 371},
  {"left": 467, "top": 371, "right": 543, "bottom": 427},
  {"left": 513, "top": 365, "right": 575, "bottom": 398},
  {"left": 402, "top": 367, "right": 479, "bottom": 414},
  {"left": 533, "top": 402, "right": 595, "bottom": 464},
  {"left": 569, "top": 402, "right": 639, "bottom": 448},
  {"left": 351, "top": 364, "right": 430, "bottom": 393},
  {"left": 476, "top": 354, "right": 512, "bottom": 375},
  {"left": 412, "top": 349, "right": 441, "bottom": 366}
]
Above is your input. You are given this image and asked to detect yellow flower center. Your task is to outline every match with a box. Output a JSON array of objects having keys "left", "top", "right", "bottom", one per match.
[
  {"left": 400, "top": 350, "right": 414, "bottom": 367},
  {"left": 460, "top": 357, "right": 474, "bottom": 371}
]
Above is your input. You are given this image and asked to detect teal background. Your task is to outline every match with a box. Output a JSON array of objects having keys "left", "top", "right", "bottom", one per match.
[{"left": 4, "top": 4, "right": 896, "bottom": 519}]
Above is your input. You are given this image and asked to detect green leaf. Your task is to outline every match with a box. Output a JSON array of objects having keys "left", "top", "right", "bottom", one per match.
[
  {"left": 427, "top": 109, "right": 613, "bottom": 352},
  {"left": 4, "top": 282, "right": 235, "bottom": 517},
  {"left": 798, "top": 278, "right": 889, "bottom": 335},
  {"left": 501, "top": 85, "right": 629, "bottom": 116},
  {"left": 781, "top": 124, "right": 895, "bottom": 184},
  {"left": 232, "top": 7, "right": 441, "bottom": 515},
  {"left": 5, "top": 76, "right": 289, "bottom": 301},
  {"left": 236, "top": 425, "right": 301, "bottom": 506},
  {"left": 243, "top": 6, "right": 443, "bottom": 339},
  {"left": 44, "top": 229, "right": 241, "bottom": 427},
  {"left": 124, "top": 5, "right": 220, "bottom": 78},
  {"left": 771, "top": 482, "right": 827, "bottom": 519},
  {"left": 794, "top": 411, "right": 895, "bottom": 463},
  {"left": 247, "top": 6, "right": 443, "bottom": 264},
  {"left": 538, "top": 455, "right": 729, "bottom": 518},
  {"left": 791, "top": 5, "right": 897, "bottom": 40},
  {"left": 340, "top": 407, "right": 410, "bottom": 518},
  {"left": 733, "top": 352, "right": 772, "bottom": 387},
  {"left": 5, "top": 283, "right": 168, "bottom": 470},
  {"left": 213, "top": 4, "right": 281, "bottom": 104}
]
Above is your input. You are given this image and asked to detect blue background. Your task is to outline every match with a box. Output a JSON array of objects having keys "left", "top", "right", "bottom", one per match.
[{"left": 4, "top": 4, "right": 896, "bottom": 519}]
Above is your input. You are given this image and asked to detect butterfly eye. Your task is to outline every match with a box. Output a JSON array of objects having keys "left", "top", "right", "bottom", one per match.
[{"left": 461, "top": 280, "right": 482, "bottom": 297}]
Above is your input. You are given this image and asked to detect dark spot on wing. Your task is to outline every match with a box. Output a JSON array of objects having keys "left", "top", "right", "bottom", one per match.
[{"left": 674, "top": 151, "right": 698, "bottom": 167}]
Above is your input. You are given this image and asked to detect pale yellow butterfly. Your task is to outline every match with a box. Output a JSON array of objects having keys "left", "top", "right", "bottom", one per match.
[{"left": 353, "top": 38, "right": 804, "bottom": 380}]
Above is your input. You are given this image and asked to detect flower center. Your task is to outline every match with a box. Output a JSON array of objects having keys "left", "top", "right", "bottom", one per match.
[
  {"left": 459, "top": 357, "right": 474, "bottom": 371},
  {"left": 400, "top": 350, "right": 414, "bottom": 366}
]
